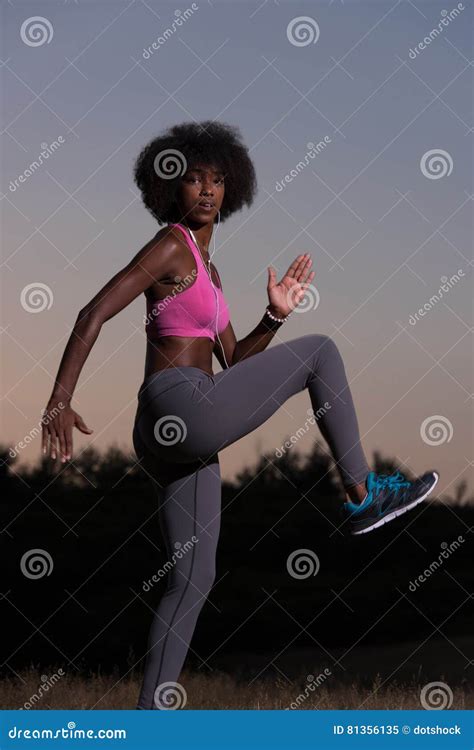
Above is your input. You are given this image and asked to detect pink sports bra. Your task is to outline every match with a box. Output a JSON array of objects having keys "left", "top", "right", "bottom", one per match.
[{"left": 145, "top": 223, "right": 230, "bottom": 342}]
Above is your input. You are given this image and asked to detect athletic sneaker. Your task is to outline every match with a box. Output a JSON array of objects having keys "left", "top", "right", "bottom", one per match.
[{"left": 344, "top": 470, "right": 439, "bottom": 535}]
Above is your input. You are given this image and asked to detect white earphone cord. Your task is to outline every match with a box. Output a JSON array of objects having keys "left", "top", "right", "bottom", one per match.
[{"left": 188, "top": 211, "right": 229, "bottom": 369}]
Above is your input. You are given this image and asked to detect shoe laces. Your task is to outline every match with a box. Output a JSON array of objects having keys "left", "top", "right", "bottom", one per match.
[{"left": 372, "top": 471, "right": 411, "bottom": 496}]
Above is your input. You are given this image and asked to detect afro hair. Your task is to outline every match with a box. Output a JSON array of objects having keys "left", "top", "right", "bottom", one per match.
[{"left": 133, "top": 120, "right": 257, "bottom": 225}]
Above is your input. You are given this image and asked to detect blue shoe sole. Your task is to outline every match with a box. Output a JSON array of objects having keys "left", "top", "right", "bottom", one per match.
[{"left": 351, "top": 471, "right": 439, "bottom": 535}]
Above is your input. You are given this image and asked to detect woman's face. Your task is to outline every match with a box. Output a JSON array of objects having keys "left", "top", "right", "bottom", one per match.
[{"left": 176, "top": 163, "right": 225, "bottom": 224}]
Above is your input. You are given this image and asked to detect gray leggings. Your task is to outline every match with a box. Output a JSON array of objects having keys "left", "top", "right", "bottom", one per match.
[{"left": 132, "top": 333, "right": 369, "bottom": 709}]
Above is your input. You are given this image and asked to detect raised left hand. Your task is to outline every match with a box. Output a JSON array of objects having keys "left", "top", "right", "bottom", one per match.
[{"left": 267, "top": 254, "right": 315, "bottom": 317}]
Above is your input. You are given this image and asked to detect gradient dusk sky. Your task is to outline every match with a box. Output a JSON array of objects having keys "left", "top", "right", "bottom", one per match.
[{"left": 1, "top": 0, "right": 473, "bottom": 500}]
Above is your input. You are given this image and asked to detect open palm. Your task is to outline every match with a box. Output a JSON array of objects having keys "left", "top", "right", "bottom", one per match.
[{"left": 267, "top": 254, "right": 315, "bottom": 317}]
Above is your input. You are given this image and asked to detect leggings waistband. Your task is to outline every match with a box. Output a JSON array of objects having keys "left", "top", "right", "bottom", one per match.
[{"left": 136, "top": 366, "right": 211, "bottom": 416}]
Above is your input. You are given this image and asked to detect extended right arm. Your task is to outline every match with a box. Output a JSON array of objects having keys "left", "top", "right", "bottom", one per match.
[{"left": 42, "top": 230, "right": 179, "bottom": 462}]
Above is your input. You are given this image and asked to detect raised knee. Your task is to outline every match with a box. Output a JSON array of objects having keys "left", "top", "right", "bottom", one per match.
[{"left": 306, "top": 333, "right": 340, "bottom": 356}]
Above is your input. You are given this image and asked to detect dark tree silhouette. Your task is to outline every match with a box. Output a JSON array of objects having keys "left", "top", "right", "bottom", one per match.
[{"left": 1, "top": 440, "right": 472, "bottom": 686}]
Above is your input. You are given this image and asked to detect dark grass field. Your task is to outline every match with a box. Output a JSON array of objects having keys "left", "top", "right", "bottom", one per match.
[
  {"left": 4, "top": 669, "right": 471, "bottom": 711},
  {"left": 5, "top": 636, "right": 472, "bottom": 710}
]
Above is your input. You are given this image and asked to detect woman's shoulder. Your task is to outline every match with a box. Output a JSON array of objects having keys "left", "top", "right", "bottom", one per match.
[
  {"left": 153, "top": 223, "right": 184, "bottom": 244},
  {"left": 149, "top": 224, "right": 190, "bottom": 260}
]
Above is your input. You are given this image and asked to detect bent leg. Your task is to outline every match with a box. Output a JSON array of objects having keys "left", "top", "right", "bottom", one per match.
[
  {"left": 136, "top": 334, "right": 369, "bottom": 490},
  {"left": 206, "top": 334, "right": 370, "bottom": 488}
]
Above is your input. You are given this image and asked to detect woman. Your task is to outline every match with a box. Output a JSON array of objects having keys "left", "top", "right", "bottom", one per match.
[{"left": 41, "top": 121, "right": 439, "bottom": 709}]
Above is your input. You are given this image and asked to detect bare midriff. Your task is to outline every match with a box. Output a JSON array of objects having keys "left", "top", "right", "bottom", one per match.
[{"left": 144, "top": 335, "right": 215, "bottom": 378}]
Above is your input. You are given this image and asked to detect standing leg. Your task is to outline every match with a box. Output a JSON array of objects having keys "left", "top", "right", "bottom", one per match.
[{"left": 133, "top": 425, "right": 221, "bottom": 709}]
